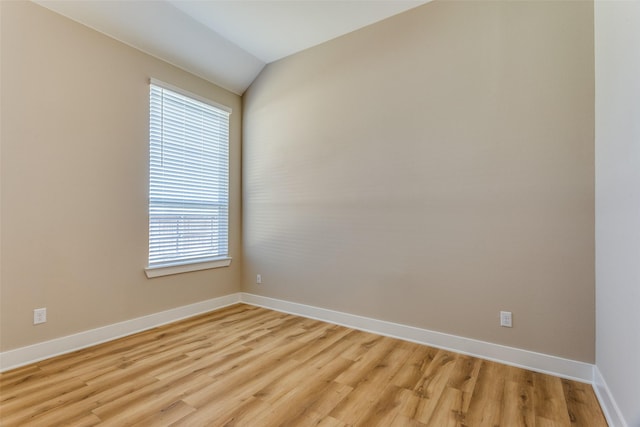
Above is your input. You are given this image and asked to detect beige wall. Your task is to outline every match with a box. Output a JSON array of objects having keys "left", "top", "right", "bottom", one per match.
[
  {"left": 0, "top": 1, "right": 242, "bottom": 351},
  {"left": 243, "top": 1, "right": 595, "bottom": 362}
]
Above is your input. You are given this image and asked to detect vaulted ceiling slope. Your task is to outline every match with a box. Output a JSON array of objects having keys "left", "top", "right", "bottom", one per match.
[{"left": 33, "top": 0, "right": 429, "bottom": 95}]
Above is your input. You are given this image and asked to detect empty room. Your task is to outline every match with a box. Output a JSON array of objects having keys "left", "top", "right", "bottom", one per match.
[{"left": 0, "top": 0, "right": 638, "bottom": 426}]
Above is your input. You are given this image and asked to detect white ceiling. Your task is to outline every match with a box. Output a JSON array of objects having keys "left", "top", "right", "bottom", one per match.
[
  {"left": 168, "top": 1, "right": 429, "bottom": 64},
  {"left": 34, "top": 0, "right": 429, "bottom": 95}
]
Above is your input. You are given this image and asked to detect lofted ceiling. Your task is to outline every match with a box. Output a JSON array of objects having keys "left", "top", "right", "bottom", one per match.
[{"left": 33, "top": 0, "right": 429, "bottom": 95}]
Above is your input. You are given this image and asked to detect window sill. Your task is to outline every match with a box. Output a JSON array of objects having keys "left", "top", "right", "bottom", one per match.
[{"left": 145, "top": 258, "right": 232, "bottom": 278}]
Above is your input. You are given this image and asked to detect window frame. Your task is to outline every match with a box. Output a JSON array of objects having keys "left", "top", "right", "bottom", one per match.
[{"left": 145, "top": 78, "right": 232, "bottom": 278}]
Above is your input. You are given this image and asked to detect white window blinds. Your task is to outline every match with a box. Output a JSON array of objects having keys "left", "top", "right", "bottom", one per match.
[{"left": 148, "top": 81, "right": 230, "bottom": 269}]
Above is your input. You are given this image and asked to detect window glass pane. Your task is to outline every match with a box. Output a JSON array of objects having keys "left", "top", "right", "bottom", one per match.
[{"left": 148, "top": 83, "right": 230, "bottom": 268}]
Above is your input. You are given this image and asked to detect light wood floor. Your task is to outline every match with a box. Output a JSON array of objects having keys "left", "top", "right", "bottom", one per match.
[{"left": 0, "top": 304, "right": 607, "bottom": 426}]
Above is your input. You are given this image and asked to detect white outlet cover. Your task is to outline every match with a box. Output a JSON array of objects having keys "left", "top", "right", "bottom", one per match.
[
  {"left": 500, "top": 311, "right": 512, "bottom": 328},
  {"left": 34, "top": 308, "right": 47, "bottom": 324}
]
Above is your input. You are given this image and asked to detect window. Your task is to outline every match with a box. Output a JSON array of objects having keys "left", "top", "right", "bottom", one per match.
[{"left": 146, "top": 80, "right": 231, "bottom": 278}]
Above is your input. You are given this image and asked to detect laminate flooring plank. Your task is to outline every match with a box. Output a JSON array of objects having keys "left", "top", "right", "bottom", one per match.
[
  {"left": 339, "top": 334, "right": 386, "bottom": 362},
  {"left": 396, "top": 387, "right": 422, "bottom": 419},
  {"left": 64, "top": 413, "right": 103, "bottom": 427},
  {"left": 389, "top": 414, "right": 429, "bottom": 427},
  {"left": 286, "top": 325, "right": 354, "bottom": 364},
  {"left": 132, "top": 399, "right": 197, "bottom": 427},
  {"left": 171, "top": 358, "right": 300, "bottom": 426},
  {"left": 412, "top": 350, "right": 458, "bottom": 425},
  {"left": 448, "top": 354, "right": 483, "bottom": 413},
  {"left": 0, "top": 378, "right": 89, "bottom": 425},
  {"left": 247, "top": 357, "right": 355, "bottom": 426},
  {"left": 391, "top": 345, "right": 439, "bottom": 389},
  {"left": 292, "top": 380, "right": 354, "bottom": 420},
  {"left": 332, "top": 335, "right": 399, "bottom": 387},
  {"left": 459, "top": 360, "right": 506, "bottom": 427},
  {"left": 181, "top": 356, "right": 301, "bottom": 410},
  {"left": 562, "top": 378, "right": 608, "bottom": 427},
  {"left": 206, "top": 396, "right": 272, "bottom": 427},
  {"left": 424, "top": 385, "right": 464, "bottom": 427},
  {"left": 534, "top": 372, "right": 572, "bottom": 426},
  {"left": 17, "top": 376, "right": 157, "bottom": 426},
  {"left": 255, "top": 353, "right": 353, "bottom": 406},
  {"left": 354, "top": 383, "right": 406, "bottom": 426},
  {"left": 500, "top": 365, "right": 535, "bottom": 427},
  {"left": 0, "top": 365, "right": 44, "bottom": 388},
  {"left": 330, "top": 341, "right": 414, "bottom": 425},
  {"left": 315, "top": 415, "right": 349, "bottom": 427},
  {"left": 151, "top": 345, "right": 254, "bottom": 383}
]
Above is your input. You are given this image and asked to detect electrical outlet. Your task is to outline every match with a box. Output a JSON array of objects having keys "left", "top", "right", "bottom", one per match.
[
  {"left": 256, "top": 274, "right": 262, "bottom": 284},
  {"left": 500, "top": 311, "right": 512, "bottom": 328},
  {"left": 34, "top": 308, "right": 47, "bottom": 325}
]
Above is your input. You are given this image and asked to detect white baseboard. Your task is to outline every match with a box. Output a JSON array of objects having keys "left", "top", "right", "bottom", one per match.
[
  {"left": 0, "top": 292, "right": 594, "bottom": 382},
  {"left": 0, "top": 293, "right": 241, "bottom": 372},
  {"left": 594, "top": 366, "right": 629, "bottom": 427},
  {"left": 240, "top": 293, "right": 594, "bottom": 383}
]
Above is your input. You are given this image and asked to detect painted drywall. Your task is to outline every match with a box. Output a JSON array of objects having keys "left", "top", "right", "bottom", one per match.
[
  {"left": 595, "top": 1, "right": 640, "bottom": 425},
  {"left": 243, "top": 1, "right": 595, "bottom": 362},
  {"left": 0, "top": 1, "right": 242, "bottom": 351}
]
